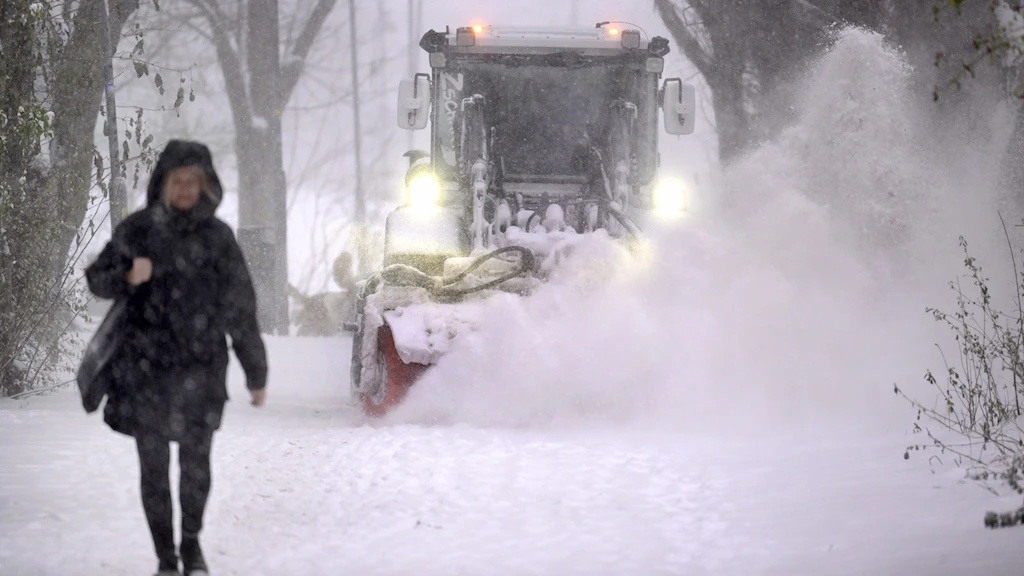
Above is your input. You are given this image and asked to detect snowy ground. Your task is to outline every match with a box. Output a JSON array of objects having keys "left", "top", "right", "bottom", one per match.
[{"left": 1, "top": 335, "right": 1022, "bottom": 576}]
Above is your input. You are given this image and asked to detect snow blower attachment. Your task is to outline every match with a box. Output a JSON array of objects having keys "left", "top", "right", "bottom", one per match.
[{"left": 348, "top": 23, "right": 697, "bottom": 417}]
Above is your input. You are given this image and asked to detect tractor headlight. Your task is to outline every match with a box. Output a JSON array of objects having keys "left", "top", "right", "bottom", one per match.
[
  {"left": 652, "top": 178, "right": 687, "bottom": 213},
  {"left": 407, "top": 174, "right": 441, "bottom": 208}
]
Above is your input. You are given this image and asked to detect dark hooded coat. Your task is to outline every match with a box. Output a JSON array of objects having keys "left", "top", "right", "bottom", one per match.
[{"left": 82, "top": 140, "right": 267, "bottom": 439}]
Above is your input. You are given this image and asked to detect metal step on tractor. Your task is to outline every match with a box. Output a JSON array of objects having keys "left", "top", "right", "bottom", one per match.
[{"left": 347, "top": 22, "right": 697, "bottom": 417}]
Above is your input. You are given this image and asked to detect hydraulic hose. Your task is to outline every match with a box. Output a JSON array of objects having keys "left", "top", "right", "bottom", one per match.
[
  {"left": 377, "top": 245, "right": 536, "bottom": 300},
  {"left": 605, "top": 201, "right": 642, "bottom": 239}
]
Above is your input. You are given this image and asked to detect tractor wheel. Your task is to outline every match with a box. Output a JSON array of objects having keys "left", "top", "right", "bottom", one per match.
[{"left": 360, "top": 324, "right": 429, "bottom": 417}]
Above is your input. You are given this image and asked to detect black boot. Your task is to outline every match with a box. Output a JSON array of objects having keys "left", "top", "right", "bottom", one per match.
[
  {"left": 180, "top": 535, "right": 209, "bottom": 575},
  {"left": 154, "top": 536, "right": 179, "bottom": 573},
  {"left": 154, "top": 554, "right": 180, "bottom": 575}
]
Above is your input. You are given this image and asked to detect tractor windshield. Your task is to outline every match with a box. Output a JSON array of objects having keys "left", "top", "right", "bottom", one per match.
[{"left": 433, "top": 54, "right": 657, "bottom": 184}]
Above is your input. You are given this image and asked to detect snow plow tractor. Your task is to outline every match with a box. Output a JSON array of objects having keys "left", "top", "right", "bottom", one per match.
[{"left": 348, "top": 24, "right": 696, "bottom": 417}]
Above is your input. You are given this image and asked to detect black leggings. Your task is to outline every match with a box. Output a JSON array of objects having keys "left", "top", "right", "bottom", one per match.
[{"left": 136, "top": 429, "right": 214, "bottom": 563}]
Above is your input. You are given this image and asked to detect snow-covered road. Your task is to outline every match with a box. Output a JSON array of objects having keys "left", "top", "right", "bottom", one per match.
[{"left": 1, "top": 336, "right": 1021, "bottom": 576}]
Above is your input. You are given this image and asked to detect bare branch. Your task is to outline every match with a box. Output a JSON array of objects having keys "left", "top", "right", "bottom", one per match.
[
  {"left": 654, "top": 0, "right": 712, "bottom": 78},
  {"left": 791, "top": 0, "right": 839, "bottom": 27},
  {"left": 175, "top": 16, "right": 215, "bottom": 43},
  {"left": 186, "top": 0, "right": 251, "bottom": 128},
  {"left": 280, "top": 0, "right": 338, "bottom": 107},
  {"left": 196, "top": 0, "right": 231, "bottom": 31}
]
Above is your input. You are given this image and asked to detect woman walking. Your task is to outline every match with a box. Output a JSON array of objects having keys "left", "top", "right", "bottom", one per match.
[{"left": 83, "top": 140, "right": 268, "bottom": 576}]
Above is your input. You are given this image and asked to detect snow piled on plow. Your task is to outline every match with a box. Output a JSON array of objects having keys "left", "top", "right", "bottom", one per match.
[
  {"left": 382, "top": 229, "right": 635, "bottom": 366},
  {"left": 385, "top": 301, "right": 492, "bottom": 365},
  {"left": 385, "top": 27, "right": 1010, "bottom": 435}
]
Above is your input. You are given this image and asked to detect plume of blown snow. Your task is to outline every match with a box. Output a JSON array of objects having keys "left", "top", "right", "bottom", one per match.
[{"left": 386, "top": 28, "right": 1010, "bottom": 437}]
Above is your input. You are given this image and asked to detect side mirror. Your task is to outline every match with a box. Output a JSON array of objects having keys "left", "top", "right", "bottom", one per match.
[
  {"left": 661, "top": 78, "right": 695, "bottom": 135},
  {"left": 397, "top": 73, "right": 431, "bottom": 130}
]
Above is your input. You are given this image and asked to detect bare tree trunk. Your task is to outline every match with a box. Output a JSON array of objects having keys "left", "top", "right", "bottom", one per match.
[
  {"left": 49, "top": 0, "right": 139, "bottom": 273},
  {"left": 240, "top": 0, "right": 290, "bottom": 334},
  {"left": 348, "top": 0, "right": 368, "bottom": 276},
  {"left": 192, "top": 0, "right": 337, "bottom": 335},
  {"left": 100, "top": 0, "right": 128, "bottom": 229},
  {"left": 655, "top": 0, "right": 948, "bottom": 166},
  {"left": 655, "top": 0, "right": 779, "bottom": 165}
]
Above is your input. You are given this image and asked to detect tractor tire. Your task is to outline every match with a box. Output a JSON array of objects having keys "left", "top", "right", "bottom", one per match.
[{"left": 360, "top": 324, "right": 429, "bottom": 417}]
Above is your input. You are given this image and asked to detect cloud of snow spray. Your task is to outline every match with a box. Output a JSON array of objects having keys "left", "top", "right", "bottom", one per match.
[{"left": 387, "top": 28, "right": 1013, "bottom": 437}]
